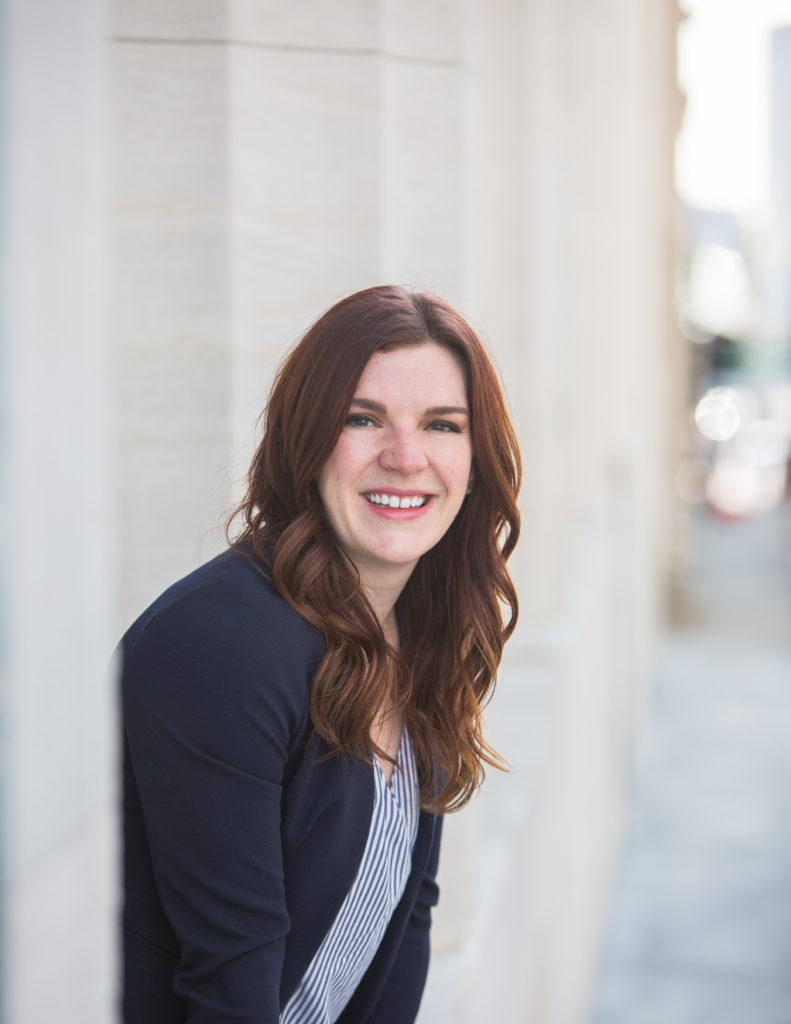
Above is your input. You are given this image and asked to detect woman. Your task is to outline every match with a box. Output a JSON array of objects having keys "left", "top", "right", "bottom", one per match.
[{"left": 121, "top": 285, "right": 521, "bottom": 1023}]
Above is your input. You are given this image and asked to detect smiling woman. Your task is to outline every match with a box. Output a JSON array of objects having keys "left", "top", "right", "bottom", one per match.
[
  {"left": 318, "top": 344, "right": 473, "bottom": 601},
  {"left": 120, "top": 285, "right": 521, "bottom": 1024}
]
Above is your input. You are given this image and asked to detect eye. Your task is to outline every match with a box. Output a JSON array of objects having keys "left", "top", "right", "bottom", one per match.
[
  {"left": 345, "top": 413, "right": 378, "bottom": 428},
  {"left": 426, "top": 420, "right": 463, "bottom": 433}
]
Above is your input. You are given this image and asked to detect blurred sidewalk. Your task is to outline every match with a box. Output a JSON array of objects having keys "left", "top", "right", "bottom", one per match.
[{"left": 589, "top": 505, "right": 791, "bottom": 1024}]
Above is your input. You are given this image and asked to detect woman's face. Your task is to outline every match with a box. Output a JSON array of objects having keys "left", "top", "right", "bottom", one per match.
[{"left": 317, "top": 342, "right": 473, "bottom": 593}]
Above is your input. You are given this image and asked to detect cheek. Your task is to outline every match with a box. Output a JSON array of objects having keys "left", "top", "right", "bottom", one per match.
[
  {"left": 317, "top": 438, "right": 363, "bottom": 502},
  {"left": 327, "top": 434, "right": 374, "bottom": 478},
  {"left": 450, "top": 444, "right": 473, "bottom": 484},
  {"left": 316, "top": 455, "right": 338, "bottom": 512}
]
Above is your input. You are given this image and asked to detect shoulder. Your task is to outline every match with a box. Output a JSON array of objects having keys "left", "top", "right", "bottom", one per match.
[
  {"left": 121, "top": 547, "right": 324, "bottom": 740},
  {"left": 124, "top": 547, "right": 320, "bottom": 658}
]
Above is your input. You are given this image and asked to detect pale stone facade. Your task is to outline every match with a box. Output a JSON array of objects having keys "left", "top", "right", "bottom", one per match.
[
  {"left": 1, "top": 1, "right": 681, "bottom": 1021},
  {"left": 1, "top": 1, "right": 117, "bottom": 1022}
]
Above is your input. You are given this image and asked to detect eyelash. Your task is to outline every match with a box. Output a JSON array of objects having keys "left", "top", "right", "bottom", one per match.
[
  {"left": 344, "top": 415, "right": 462, "bottom": 434},
  {"left": 345, "top": 414, "right": 377, "bottom": 428},
  {"left": 427, "top": 420, "right": 461, "bottom": 433}
]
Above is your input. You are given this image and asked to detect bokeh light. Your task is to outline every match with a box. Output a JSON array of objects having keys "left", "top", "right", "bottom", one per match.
[
  {"left": 694, "top": 386, "right": 744, "bottom": 441},
  {"left": 685, "top": 243, "right": 753, "bottom": 338}
]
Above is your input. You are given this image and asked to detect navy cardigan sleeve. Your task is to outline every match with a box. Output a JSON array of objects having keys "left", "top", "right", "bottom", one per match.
[{"left": 122, "top": 558, "right": 322, "bottom": 1023}]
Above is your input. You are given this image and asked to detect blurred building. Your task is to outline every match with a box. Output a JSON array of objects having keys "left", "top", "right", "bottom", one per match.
[
  {"left": 771, "top": 25, "right": 791, "bottom": 215},
  {"left": 770, "top": 24, "right": 791, "bottom": 346},
  {"left": 0, "top": 1, "right": 682, "bottom": 1022},
  {"left": 673, "top": 21, "right": 791, "bottom": 525}
]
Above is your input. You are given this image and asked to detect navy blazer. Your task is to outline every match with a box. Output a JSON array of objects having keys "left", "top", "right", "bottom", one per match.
[{"left": 122, "top": 547, "right": 443, "bottom": 1023}]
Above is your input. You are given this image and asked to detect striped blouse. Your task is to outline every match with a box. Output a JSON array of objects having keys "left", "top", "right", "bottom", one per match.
[{"left": 280, "top": 728, "right": 420, "bottom": 1024}]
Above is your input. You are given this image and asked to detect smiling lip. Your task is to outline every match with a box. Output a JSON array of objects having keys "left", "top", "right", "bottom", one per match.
[{"left": 362, "top": 489, "right": 434, "bottom": 514}]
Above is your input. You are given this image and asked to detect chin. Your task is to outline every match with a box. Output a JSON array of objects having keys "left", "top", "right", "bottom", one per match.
[{"left": 364, "top": 546, "right": 426, "bottom": 572}]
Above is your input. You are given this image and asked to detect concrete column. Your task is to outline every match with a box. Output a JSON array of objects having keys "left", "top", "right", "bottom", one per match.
[
  {"left": 513, "top": 0, "right": 679, "bottom": 1019},
  {"left": 380, "top": 0, "right": 467, "bottom": 302},
  {"left": 112, "top": 2, "right": 234, "bottom": 625},
  {"left": 1, "top": 0, "right": 115, "bottom": 1021}
]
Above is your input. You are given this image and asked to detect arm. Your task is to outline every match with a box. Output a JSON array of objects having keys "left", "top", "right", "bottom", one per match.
[{"left": 123, "top": 575, "right": 318, "bottom": 1023}]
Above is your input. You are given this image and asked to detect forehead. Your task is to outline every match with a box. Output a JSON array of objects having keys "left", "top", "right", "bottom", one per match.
[{"left": 356, "top": 343, "right": 468, "bottom": 401}]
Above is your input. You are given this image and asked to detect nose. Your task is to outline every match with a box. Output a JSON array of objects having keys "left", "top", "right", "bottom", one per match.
[{"left": 379, "top": 427, "right": 429, "bottom": 475}]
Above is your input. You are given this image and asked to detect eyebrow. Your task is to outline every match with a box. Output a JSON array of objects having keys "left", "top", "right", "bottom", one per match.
[{"left": 350, "top": 398, "right": 469, "bottom": 416}]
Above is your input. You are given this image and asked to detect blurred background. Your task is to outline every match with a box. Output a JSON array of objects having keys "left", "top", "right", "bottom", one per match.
[{"left": 1, "top": 0, "right": 789, "bottom": 1021}]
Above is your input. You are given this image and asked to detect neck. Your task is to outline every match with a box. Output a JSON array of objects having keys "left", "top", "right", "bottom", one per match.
[{"left": 359, "top": 571, "right": 411, "bottom": 649}]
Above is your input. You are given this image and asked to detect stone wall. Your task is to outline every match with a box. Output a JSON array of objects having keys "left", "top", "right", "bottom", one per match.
[
  {"left": 0, "top": 1, "right": 681, "bottom": 1021},
  {"left": 1, "top": 0, "right": 116, "bottom": 1020}
]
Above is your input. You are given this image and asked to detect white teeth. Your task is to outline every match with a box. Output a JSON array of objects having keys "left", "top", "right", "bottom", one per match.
[{"left": 365, "top": 493, "right": 427, "bottom": 508}]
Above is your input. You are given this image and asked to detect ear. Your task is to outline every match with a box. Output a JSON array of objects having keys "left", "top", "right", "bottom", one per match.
[{"left": 466, "top": 466, "right": 475, "bottom": 495}]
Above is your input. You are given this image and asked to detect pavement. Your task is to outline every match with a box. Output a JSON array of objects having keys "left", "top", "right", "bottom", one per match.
[{"left": 588, "top": 504, "right": 791, "bottom": 1024}]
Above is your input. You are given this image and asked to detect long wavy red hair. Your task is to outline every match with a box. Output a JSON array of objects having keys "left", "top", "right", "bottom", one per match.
[{"left": 230, "top": 285, "right": 520, "bottom": 812}]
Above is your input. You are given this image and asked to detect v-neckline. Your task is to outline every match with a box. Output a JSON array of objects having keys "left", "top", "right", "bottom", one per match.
[{"left": 374, "top": 727, "right": 406, "bottom": 790}]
